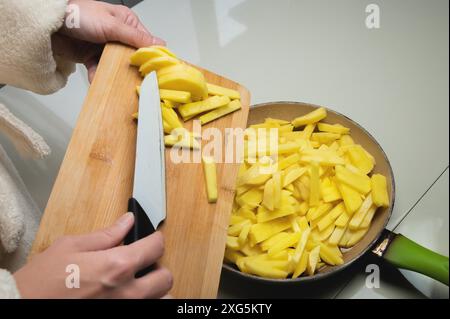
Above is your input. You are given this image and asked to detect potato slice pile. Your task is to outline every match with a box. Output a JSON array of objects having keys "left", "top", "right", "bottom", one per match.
[
  {"left": 225, "top": 108, "right": 390, "bottom": 279},
  {"left": 130, "top": 46, "right": 243, "bottom": 149}
]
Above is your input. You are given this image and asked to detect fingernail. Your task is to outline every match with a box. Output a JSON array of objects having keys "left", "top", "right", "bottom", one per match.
[
  {"left": 152, "top": 36, "right": 166, "bottom": 46},
  {"left": 117, "top": 212, "right": 134, "bottom": 226}
]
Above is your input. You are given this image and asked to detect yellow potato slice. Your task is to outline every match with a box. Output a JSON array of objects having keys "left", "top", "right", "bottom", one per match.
[
  {"left": 199, "top": 99, "right": 242, "bottom": 125},
  {"left": 328, "top": 226, "right": 347, "bottom": 245},
  {"left": 292, "top": 108, "right": 327, "bottom": 127},
  {"left": 308, "top": 202, "right": 333, "bottom": 221},
  {"left": 371, "top": 174, "right": 389, "bottom": 207},
  {"left": 235, "top": 188, "right": 263, "bottom": 208},
  {"left": 301, "top": 123, "right": 316, "bottom": 139},
  {"left": 321, "top": 178, "right": 342, "bottom": 202},
  {"left": 309, "top": 162, "right": 321, "bottom": 207},
  {"left": 268, "top": 233, "right": 301, "bottom": 257},
  {"left": 306, "top": 245, "right": 321, "bottom": 275},
  {"left": 238, "top": 223, "right": 252, "bottom": 246},
  {"left": 159, "top": 89, "right": 191, "bottom": 104},
  {"left": 162, "top": 99, "right": 179, "bottom": 108},
  {"left": 292, "top": 228, "right": 311, "bottom": 263},
  {"left": 178, "top": 95, "right": 230, "bottom": 119},
  {"left": 298, "top": 202, "right": 309, "bottom": 216},
  {"left": 226, "top": 236, "right": 240, "bottom": 250},
  {"left": 130, "top": 47, "right": 170, "bottom": 66},
  {"left": 139, "top": 56, "right": 180, "bottom": 76},
  {"left": 317, "top": 202, "right": 345, "bottom": 231},
  {"left": 335, "top": 165, "right": 371, "bottom": 195},
  {"left": 277, "top": 154, "right": 301, "bottom": 170},
  {"left": 282, "top": 166, "right": 307, "bottom": 187},
  {"left": 260, "top": 232, "right": 290, "bottom": 251},
  {"left": 335, "top": 181, "right": 363, "bottom": 214},
  {"left": 257, "top": 205, "right": 295, "bottom": 223},
  {"left": 206, "top": 83, "right": 241, "bottom": 100},
  {"left": 318, "top": 123, "right": 350, "bottom": 134},
  {"left": 292, "top": 250, "right": 309, "bottom": 278},
  {"left": 244, "top": 259, "right": 289, "bottom": 279},
  {"left": 229, "top": 214, "right": 246, "bottom": 225},
  {"left": 311, "top": 132, "right": 341, "bottom": 144},
  {"left": 335, "top": 212, "right": 350, "bottom": 227},
  {"left": 339, "top": 134, "right": 355, "bottom": 147},
  {"left": 249, "top": 217, "right": 292, "bottom": 244},
  {"left": 161, "top": 105, "right": 183, "bottom": 131},
  {"left": 319, "top": 243, "right": 343, "bottom": 265},
  {"left": 150, "top": 45, "right": 177, "bottom": 58},
  {"left": 346, "top": 145, "right": 374, "bottom": 175},
  {"left": 317, "top": 223, "right": 335, "bottom": 241},
  {"left": 262, "top": 178, "right": 275, "bottom": 211},
  {"left": 349, "top": 194, "right": 373, "bottom": 230},
  {"left": 157, "top": 63, "right": 204, "bottom": 81},
  {"left": 240, "top": 243, "right": 263, "bottom": 256},
  {"left": 360, "top": 205, "right": 378, "bottom": 228},
  {"left": 228, "top": 220, "right": 250, "bottom": 236},
  {"left": 224, "top": 249, "right": 244, "bottom": 264},
  {"left": 202, "top": 155, "right": 218, "bottom": 203},
  {"left": 272, "top": 172, "right": 282, "bottom": 209},
  {"left": 158, "top": 71, "right": 208, "bottom": 101},
  {"left": 164, "top": 133, "right": 200, "bottom": 150},
  {"left": 237, "top": 163, "right": 271, "bottom": 186}
]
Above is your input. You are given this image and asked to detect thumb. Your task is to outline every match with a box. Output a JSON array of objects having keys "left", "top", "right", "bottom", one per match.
[
  {"left": 72, "top": 213, "right": 134, "bottom": 251},
  {"left": 106, "top": 20, "right": 165, "bottom": 48}
]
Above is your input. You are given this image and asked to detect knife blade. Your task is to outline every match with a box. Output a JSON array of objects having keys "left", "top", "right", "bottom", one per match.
[{"left": 124, "top": 72, "right": 166, "bottom": 276}]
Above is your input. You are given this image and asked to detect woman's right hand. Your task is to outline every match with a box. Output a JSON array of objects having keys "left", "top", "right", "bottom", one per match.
[{"left": 14, "top": 213, "right": 172, "bottom": 298}]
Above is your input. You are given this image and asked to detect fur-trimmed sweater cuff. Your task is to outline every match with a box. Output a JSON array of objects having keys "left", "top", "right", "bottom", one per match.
[
  {"left": 0, "top": 269, "right": 21, "bottom": 298},
  {"left": 0, "top": 0, "right": 75, "bottom": 95}
]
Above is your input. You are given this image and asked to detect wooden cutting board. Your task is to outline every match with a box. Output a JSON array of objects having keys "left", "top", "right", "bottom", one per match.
[{"left": 30, "top": 43, "right": 250, "bottom": 298}]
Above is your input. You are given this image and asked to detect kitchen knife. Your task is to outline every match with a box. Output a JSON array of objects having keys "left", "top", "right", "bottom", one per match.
[{"left": 124, "top": 71, "right": 166, "bottom": 277}]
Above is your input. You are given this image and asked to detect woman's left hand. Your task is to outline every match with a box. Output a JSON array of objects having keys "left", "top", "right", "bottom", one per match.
[{"left": 52, "top": 0, "right": 165, "bottom": 82}]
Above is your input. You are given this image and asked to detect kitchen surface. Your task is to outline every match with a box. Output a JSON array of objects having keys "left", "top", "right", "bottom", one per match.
[{"left": 0, "top": 0, "right": 448, "bottom": 298}]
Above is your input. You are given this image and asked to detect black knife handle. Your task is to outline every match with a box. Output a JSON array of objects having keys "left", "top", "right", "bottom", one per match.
[{"left": 124, "top": 197, "right": 156, "bottom": 277}]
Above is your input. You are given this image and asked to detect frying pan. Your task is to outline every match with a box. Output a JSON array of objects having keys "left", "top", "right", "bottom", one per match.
[{"left": 223, "top": 101, "right": 449, "bottom": 286}]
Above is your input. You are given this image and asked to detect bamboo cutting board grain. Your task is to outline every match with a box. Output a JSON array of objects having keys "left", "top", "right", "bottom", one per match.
[{"left": 30, "top": 43, "right": 250, "bottom": 298}]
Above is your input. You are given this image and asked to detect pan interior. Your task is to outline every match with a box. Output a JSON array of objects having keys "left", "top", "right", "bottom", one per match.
[{"left": 223, "top": 101, "right": 395, "bottom": 283}]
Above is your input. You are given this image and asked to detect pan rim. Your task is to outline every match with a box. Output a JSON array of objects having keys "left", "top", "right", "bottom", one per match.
[{"left": 222, "top": 101, "right": 396, "bottom": 284}]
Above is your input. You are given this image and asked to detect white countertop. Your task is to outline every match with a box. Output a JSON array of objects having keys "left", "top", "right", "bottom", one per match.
[{"left": 0, "top": 0, "right": 448, "bottom": 298}]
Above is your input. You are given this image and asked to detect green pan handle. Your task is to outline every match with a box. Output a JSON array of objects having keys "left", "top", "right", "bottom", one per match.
[{"left": 384, "top": 234, "right": 449, "bottom": 286}]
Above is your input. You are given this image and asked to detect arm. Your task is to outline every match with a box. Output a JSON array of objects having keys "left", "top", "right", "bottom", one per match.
[
  {"left": 0, "top": 0, "right": 74, "bottom": 94},
  {"left": 0, "top": 0, "right": 165, "bottom": 92},
  {"left": 0, "top": 103, "right": 50, "bottom": 158}
]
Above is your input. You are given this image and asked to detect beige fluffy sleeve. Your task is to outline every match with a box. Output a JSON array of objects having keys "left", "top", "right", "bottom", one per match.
[
  {"left": 0, "top": 0, "right": 75, "bottom": 94},
  {"left": 0, "top": 269, "right": 20, "bottom": 298}
]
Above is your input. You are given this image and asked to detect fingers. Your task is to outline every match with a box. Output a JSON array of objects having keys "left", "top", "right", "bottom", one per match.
[
  {"left": 112, "top": 231, "right": 165, "bottom": 273},
  {"left": 84, "top": 58, "right": 98, "bottom": 83},
  {"left": 96, "top": 231, "right": 165, "bottom": 288},
  {"left": 105, "top": 19, "right": 165, "bottom": 48},
  {"left": 107, "top": 5, "right": 164, "bottom": 45},
  {"left": 52, "top": 33, "right": 103, "bottom": 64},
  {"left": 118, "top": 267, "right": 173, "bottom": 299},
  {"left": 71, "top": 213, "right": 135, "bottom": 251}
]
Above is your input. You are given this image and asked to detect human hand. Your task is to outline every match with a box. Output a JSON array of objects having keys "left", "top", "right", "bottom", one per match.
[
  {"left": 14, "top": 213, "right": 172, "bottom": 299},
  {"left": 52, "top": 0, "right": 165, "bottom": 82}
]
